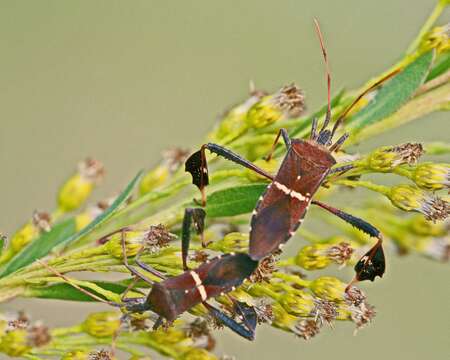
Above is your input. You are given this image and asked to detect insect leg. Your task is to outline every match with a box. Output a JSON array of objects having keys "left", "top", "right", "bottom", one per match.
[
  {"left": 265, "top": 128, "right": 291, "bottom": 161},
  {"left": 186, "top": 144, "right": 274, "bottom": 205},
  {"left": 311, "top": 200, "right": 385, "bottom": 287},
  {"left": 134, "top": 247, "right": 167, "bottom": 280},
  {"left": 329, "top": 132, "right": 349, "bottom": 152},
  {"left": 203, "top": 302, "right": 256, "bottom": 341},
  {"left": 310, "top": 117, "right": 319, "bottom": 140},
  {"left": 121, "top": 230, "right": 161, "bottom": 284},
  {"left": 182, "top": 207, "right": 207, "bottom": 271},
  {"left": 327, "top": 163, "right": 354, "bottom": 176}
]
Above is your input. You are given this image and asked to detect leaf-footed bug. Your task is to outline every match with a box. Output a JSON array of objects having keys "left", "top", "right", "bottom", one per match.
[
  {"left": 186, "top": 19, "right": 400, "bottom": 290},
  {"left": 40, "top": 209, "right": 259, "bottom": 341}
]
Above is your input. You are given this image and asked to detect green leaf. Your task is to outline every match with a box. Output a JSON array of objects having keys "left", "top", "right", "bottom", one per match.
[
  {"left": 58, "top": 170, "right": 143, "bottom": 249},
  {"left": 0, "top": 171, "right": 142, "bottom": 278},
  {"left": 206, "top": 184, "right": 267, "bottom": 218},
  {"left": 0, "top": 219, "right": 77, "bottom": 278},
  {"left": 26, "top": 281, "right": 128, "bottom": 302},
  {"left": 350, "top": 50, "right": 435, "bottom": 132},
  {"left": 426, "top": 50, "right": 450, "bottom": 81}
]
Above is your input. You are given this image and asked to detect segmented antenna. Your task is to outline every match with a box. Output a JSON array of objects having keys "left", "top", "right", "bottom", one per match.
[
  {"left": 313, "top": 18, "right": 332, "bottom": 132},
  {"left": 38, "top": 260, "right": 121, "bottom": 307},
  {"left": 330, "top": 68, "right": 401, "bottom": 137}
]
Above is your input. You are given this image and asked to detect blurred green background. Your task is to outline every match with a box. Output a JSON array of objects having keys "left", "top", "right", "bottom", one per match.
[{"left": 0, "top": 1, "right": 449, "bottom": 359}]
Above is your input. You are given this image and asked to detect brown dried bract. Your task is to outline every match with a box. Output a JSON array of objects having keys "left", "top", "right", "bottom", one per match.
[
  {"left": 162, "top": 147, "right": 191, "bottom": 172},
  {"left": 144, "top": 224, "right": 175, "bottom": 251},
  {"left": 294, "top": 319, "right": 320, "bottom": 340},
  {"left": 28, "top": 324, "right": 51, "bottom": 347},
  {"left": 78, "top": 157, "right": 105, "bottom": 183},
  {"left": 89, "top": 349, "right": 114, "bottom": 360},
  {"left": 326, "top": 242, "right": 354, "bottom": 265},
  {"left": 421, "top": 196, "right": 449, "bottom": 222},
  {"left": 344, "top": 286, "right": 366, "bottom": 306},
  {"left": 388, "top": 143, "right": 424, "bottom": 166},
  {"left": 274, "top": 84, "right": 306, "bottom": 117},
  {"left": 311, "top": 298, "right": 338, "bottom": 326},
  {"left": 250, "top": 254, "right": 277, "bottom": 283},
  {"left": 32, "top": 211, "right": 52, "bottom": 233}
]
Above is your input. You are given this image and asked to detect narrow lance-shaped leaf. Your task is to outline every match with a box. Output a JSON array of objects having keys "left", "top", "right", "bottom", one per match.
[
  {"left": 206, "top": 184, "right": 267, "bottom": 218},
  {"left": 58, "top": 170, "right": 143, "bottom": 249},
  {"left": 0, "top": 219, "right": 77, "bottom": 278},
  {"left": 25, "top": 281, "right": 129, "bottom": 302},
  {"left": 0, "top": 171, "right": 143, "bottom": 278},
  {"left": 349, "top": 50, "right": 435, "bottom": 132}
]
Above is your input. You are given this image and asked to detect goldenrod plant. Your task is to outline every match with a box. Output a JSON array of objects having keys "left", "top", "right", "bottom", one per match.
[{"left": 0, "top": 2, "right": 449, "bottom": 359}]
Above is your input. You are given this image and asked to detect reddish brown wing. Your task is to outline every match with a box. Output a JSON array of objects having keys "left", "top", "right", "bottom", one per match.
[
  {"left": 149, "top": 254, "right": 257, "bottom": 321},
  {"left": 249, "top": 140, "right": 335, "bottom": 260}
]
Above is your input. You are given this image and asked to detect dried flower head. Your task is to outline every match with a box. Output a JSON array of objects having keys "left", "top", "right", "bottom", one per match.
[
  {"left": 190, "top": 250, "right": 210, "bottom": 264},
  {"left": 344, "top": 286, "right": 366, "bottom": 307},
  {"left": 32, "top": 211, "right": 52, "bottom": 233},
  {"left": 294, "top": 319, "right": 320, "bottom": 340},
  {"left": 326, "top": 242, "right": 354, "bottom": 265},
  {"left": 311, "top": 298, "right": 338, "bottom": 326},
  {"left": 78, "top": 158, "right": 105, "bottom": 183},
  {"left": 254, "top": 301, "right": 274, "bottom": 324},
  {"left": 388, "top": 184, "right": 449, "bottom": 221},
  {"left": 273, "top": 83, "right": 306, "bottom": 117},
  {"left": 162, "top": 147, "right": 191, "bottom": 172},
  {"left": 250, "top": 254, "right": 277, "bottom": 283},
  {"left": 246, "top": 84, "right": 305, "bottom": 128},
  {"left": 367, "top": 143, "right": 423, "bottom": 171},
  {"left": 88, "top": 349, "right": 114, "bottom": 360},
  {"left": 28, "top": 323, "right": 51, "bottom": 347},
  {"left": 348, "top": 301, "right": 376, "bottom": 332},
  {"left": 142, "top": 224, "right": 175, "bottom": 252}
]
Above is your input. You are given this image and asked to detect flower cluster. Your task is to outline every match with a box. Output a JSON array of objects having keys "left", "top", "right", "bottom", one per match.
[{"left": 0, "top": 3, "right": 449, "bottom": 358}]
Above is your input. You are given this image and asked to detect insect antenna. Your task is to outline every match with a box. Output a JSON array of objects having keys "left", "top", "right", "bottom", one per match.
[
  {"left": 37, "top": 259, "right": 121, "bottom": 308},
  {"left": 313, "top": 18, "right": 332, "bottom": 136},
  {"left": 330, "top": 68, "right": 401, "bottom": 141}
]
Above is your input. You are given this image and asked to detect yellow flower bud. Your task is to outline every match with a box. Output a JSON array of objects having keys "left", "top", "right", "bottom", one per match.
[
  {"left": 245, "top": 159, "right": 278, "bottom": 182},
  {"left": 58, "top": 158, "right": 104, "bottom": 213},
  {"left": 367, "top": 143, "right": 423, "bottom": 172},
  {"left": 82, "top": 312, "right": 121, "bottom": 338},
  {"left": 61, "top": 350, "right": 89, "bottom": 360},
  {"left": 294, "top": 244, "right": 332, "bottom": 270},
  {"left": 246, "top": 84, "right": 305, "bottom": 129},
  {"left": 271, "top": 303, "right": 297, "bottom": 331},
  {"left": 388, "top": 184, "right": 449, "bottom": 221},
  {"left": 0, "top": 329, "right": 31, "bottom": 356},
  {"left": 420, "top": 23, "right": 450, "bottom": 54},
  {"left": 58, "top": 175, "right": 94, "bottom": 212},
  {"left": 10, "top": 223, "right": 38, "bottom": 253},
  {"left": 211, "top": 90, "right": 265, "bottom": 142},
  {"left": 139, "top": 165, "right": 170, "bottom": 195},
  {"left": 75, "top": 213, "right": 92, "bottom": 231},
  {"left": 105, "top": 231, "right": 143, "bottom": 258},
  {"left": 278, "top": 291, "right": 315, "bottom": 316},
  {"left": 181, "top": 348, "right": 218, "bottom": 360},
  {"left": 412, "top": 163, "right": 450, "bottom": 191},
  {"left": 208, "top": 232, "right": 248, "bottom": 253},
  {"left": 309, "top": 276, "right": 345, "bottom": 302},
  {"left": 409, "top": 215, "right": 447, "bottom": 237}
]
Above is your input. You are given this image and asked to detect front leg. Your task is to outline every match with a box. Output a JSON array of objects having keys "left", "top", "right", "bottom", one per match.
[
  {"left": 185, "top": 143, "right": 274, "bottom": 206},
  {"left": 203, "top": 301, "right": 256, "bottom": 341},
  {"left": 311, "top": 200, "right": 385, "bottom": 289},
  {"left": 182, "top": 207, "right": 206, "bottom": 271}
]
